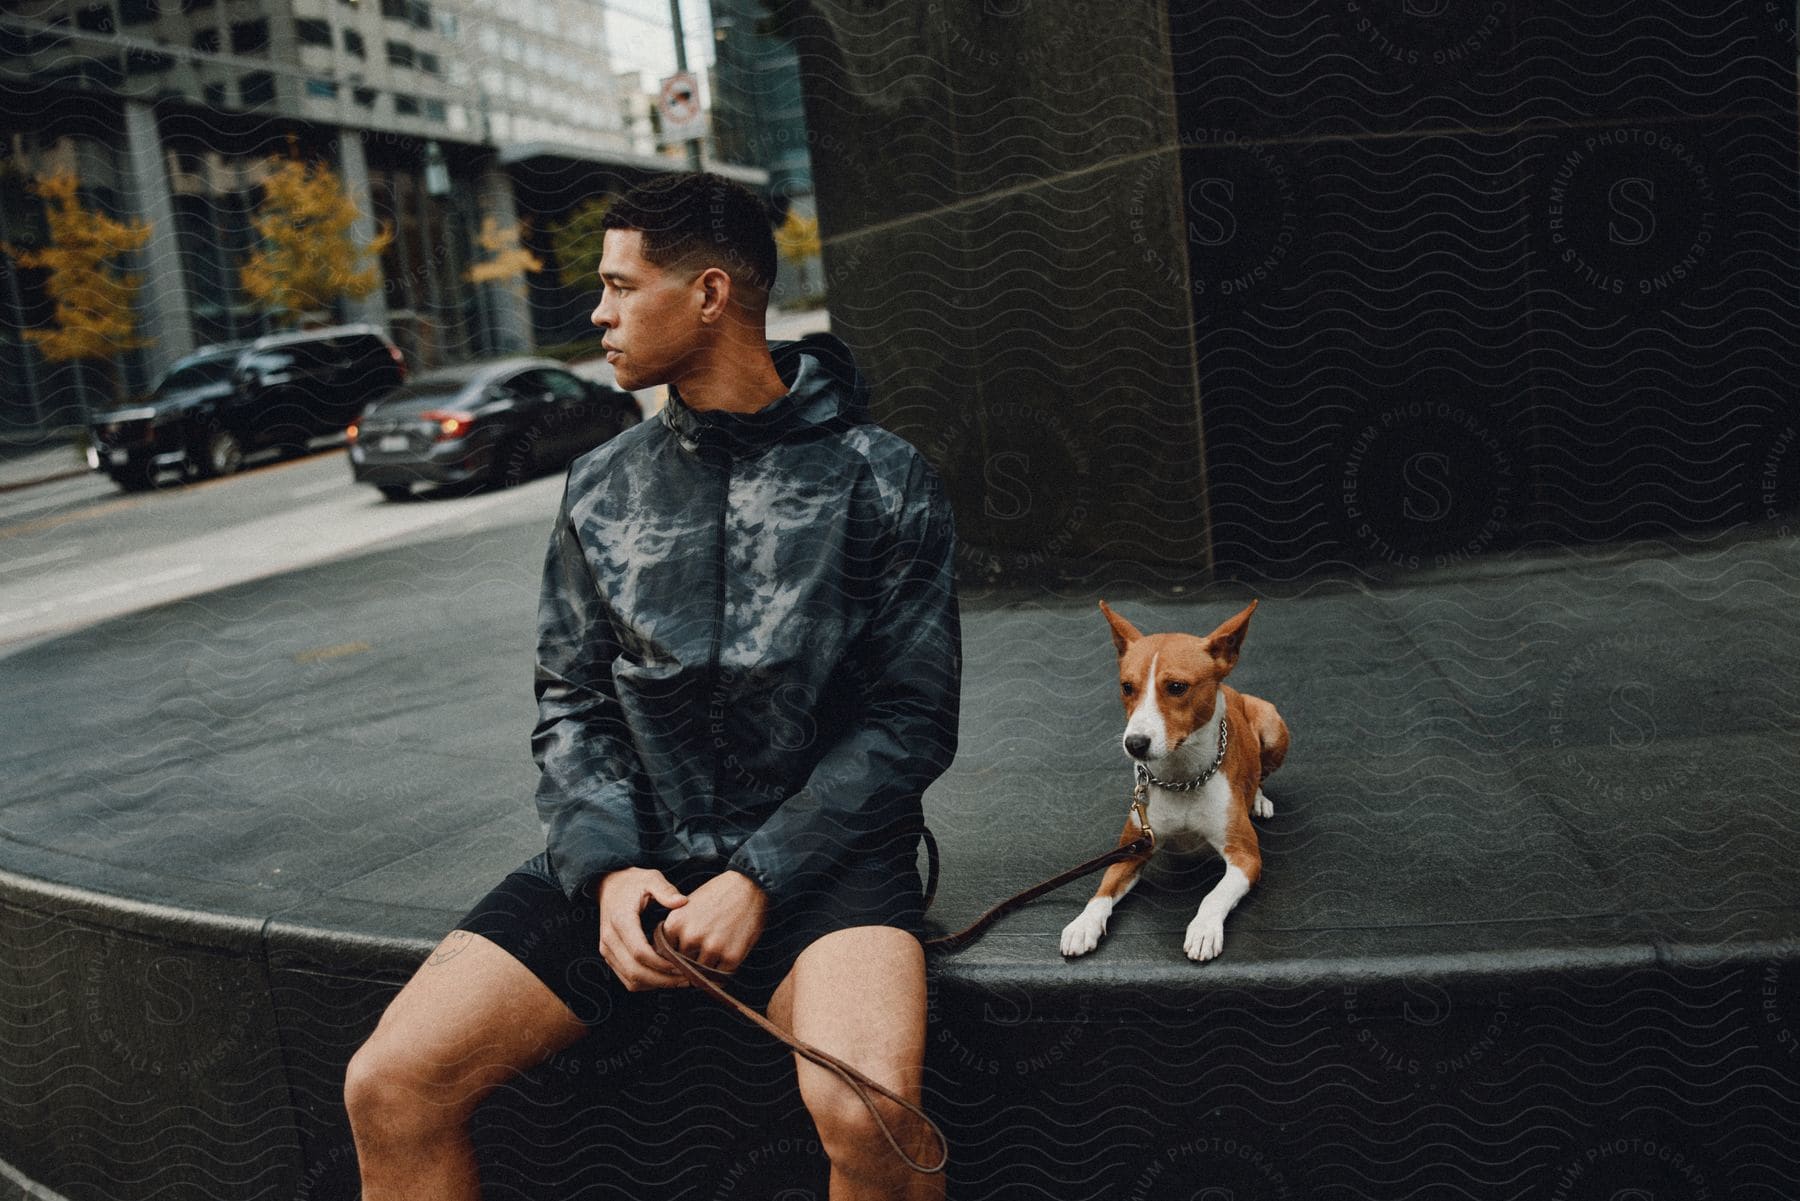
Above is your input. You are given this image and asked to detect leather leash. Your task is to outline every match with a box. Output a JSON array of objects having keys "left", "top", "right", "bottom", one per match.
[
  {"left": 650, "top": 791, "right": 1158, "bottom": 1176},
  {"left": 919, "top": 794, "right": 1156, "bottom": 953}
]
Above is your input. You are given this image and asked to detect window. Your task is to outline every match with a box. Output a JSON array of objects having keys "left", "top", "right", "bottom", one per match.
[
  {"left": 125, "top": 47, "right": 175, "bottom": 74},
  {"left": 385, "top": 40, "right": 413, "bottom": 68},
  {"left": 352, "top": 86, "right": 377, "bottom": 107},
  {"left": 306, "top": 78, "right": 339, "bottom": 98},
  {"left": 542, "top": 371, "right": 587, "bottom": 402},
  {"left": 119, "top": 0, "right": 158, "bottom": 26},
  {"left": 343, "top": 28, "right": 365, "bottom": 56},
  {"left": 417, "top": 51, "right": 438, "bottom": 75},
  {"left": 229, "top": 20, "right": 269, "bottom": 55},
  {"left": 379, "top": 0, "right": 406, "bottom": 17},
  {"left": 185, "top": 0, "right": 216, "bottom": 10},
  {"left": 239, "top": 71, "right": 275, "bottom": 106},
  {"left": 202, "top": 82, "right": 227, "bottom": 107},
  {"left": 155, "top": 356, "right": 240, "bottom": 396},
  {"left": 423, "top": 99, "right": 446, "bottom": 122},
  {"left": 296, "top": 19, "right": 332, "bottom": 47},
  {"left": 192, "top": 28, "right": 220, "bottom": 53},
  {"left": 410, "top": 1, "right": 431, "bottom": 30},
  {"left": 75, "top": 6, "right": 114, "bottom": 33},
  {"left": 393, "top": 93, "right": 418, "bottom": 115}
]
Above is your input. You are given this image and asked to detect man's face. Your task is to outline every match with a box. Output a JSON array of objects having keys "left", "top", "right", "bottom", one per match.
[{"left": 590, "top": 228, "right": 701, "bottom": 392}]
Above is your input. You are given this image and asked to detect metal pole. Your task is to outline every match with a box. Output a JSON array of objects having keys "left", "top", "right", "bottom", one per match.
[{"left": 669, "top": 0, "right": 702, "bottom": 170}]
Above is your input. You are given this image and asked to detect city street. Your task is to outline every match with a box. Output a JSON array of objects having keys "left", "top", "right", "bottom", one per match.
[{"left": 0, "top": 446, "right": 567, "bottom": 658}]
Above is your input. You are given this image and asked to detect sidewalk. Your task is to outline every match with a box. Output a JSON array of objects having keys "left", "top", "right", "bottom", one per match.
[{"left": 0, "top": 433, "right": 88, "bottom": 493}]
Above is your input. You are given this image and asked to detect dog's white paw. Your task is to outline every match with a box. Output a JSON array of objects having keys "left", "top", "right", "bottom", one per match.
[
  {"left": 1184, "top": 913, "right": 1226, "bottom": 962},
  {"left": 1253, "top": 789, "right": 1275, "bottom": 819},
  {"left": 1061, "top": 906, "right": 1109, "bottom": 957}
]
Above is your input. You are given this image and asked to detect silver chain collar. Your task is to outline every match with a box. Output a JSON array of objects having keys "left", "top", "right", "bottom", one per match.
[{"left": 1134, "top": 714, "right": 1229, "bottom": 793}]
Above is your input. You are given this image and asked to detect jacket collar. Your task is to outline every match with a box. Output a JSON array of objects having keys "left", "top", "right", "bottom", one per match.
[{"left": 660, "top": 333, "right": 868, "bottom": 459}]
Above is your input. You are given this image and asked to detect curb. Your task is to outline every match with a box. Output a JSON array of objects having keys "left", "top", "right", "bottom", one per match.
[{"left": 0, "top": 467, "right": 89, "bottom": 495}]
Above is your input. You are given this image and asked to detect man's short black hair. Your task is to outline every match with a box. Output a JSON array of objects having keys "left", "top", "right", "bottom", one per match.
[{"left": 602, "top": 172, "right": 779, "bottom": 297}]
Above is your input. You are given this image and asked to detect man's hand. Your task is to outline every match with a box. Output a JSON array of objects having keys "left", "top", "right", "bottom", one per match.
[
  {"left": 596, "top": 868, "right": 691, "bottom": 991},
  {"left": 661, "top": 870, "right": 768, "bottom": 974}
]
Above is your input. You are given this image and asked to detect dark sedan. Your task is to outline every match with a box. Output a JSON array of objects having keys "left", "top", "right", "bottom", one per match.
[{"left": 347, "top": 358, "right": 641, "bottom": 500}]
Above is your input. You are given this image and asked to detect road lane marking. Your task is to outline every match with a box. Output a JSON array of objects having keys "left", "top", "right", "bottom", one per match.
[
  {"left": 294, "top": 640, "right": 372, "bottom": 664},
  {"left": 0, "top": 544, "right": 84, "bottom": 572},
  {"left": 0, "top": 471, "right": 559, "bottom": 649},
  {"left": 0, "top": 496, "right": 145, "bottom": 541},
  {"left": 0, "top": 564, "right": 206, "bottom": 625},
  {"left": 0, "top": 477, "right": 114, "bottom": 523},
  {"left": 288, "top": 477, "right": 348, "bottom": 500}
]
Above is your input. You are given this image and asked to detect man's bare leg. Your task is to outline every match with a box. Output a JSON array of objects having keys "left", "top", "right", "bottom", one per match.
[
  {"left": 768, "top": 926, "right": 943, "bottom": 1201},
  {"left": 344, "top": 930, "right": 589, "bottom": 1200}
]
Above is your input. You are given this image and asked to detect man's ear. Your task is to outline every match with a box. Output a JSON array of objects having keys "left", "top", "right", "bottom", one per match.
[
  {"left": 1204, "top": 599, "right": 1258, "bottom": 676},
  {"left": 1098, "top": 600, "right": 1143, "bottom": 659},
  {"left": 696, "top": 265, "right": 732, "bottom": 323}
]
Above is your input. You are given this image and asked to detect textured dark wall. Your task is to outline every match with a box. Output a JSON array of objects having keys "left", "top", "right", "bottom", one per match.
[
  {"left": 1173, "top": 1, "right": 1800, "bottom": 576},
  {"left": 793, "top": 1, "right": 1800, "bottom": 580}
]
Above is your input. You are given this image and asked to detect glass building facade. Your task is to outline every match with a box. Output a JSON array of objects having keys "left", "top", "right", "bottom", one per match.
[{"left": 0, "top": 0, "right": 763, "bottom": 438}]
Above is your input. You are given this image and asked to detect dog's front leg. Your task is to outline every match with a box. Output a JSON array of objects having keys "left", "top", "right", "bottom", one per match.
[
  {"left": 1060, "top": 819, "right": 1152, "bottom": 957},
  {"left": 1184, "top": 841, "right": 1260, "bottom": 963}
]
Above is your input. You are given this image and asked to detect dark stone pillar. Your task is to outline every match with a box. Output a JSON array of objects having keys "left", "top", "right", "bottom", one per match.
[{"left": 791, "top": 1, "right": 1213, "bottom": 581}]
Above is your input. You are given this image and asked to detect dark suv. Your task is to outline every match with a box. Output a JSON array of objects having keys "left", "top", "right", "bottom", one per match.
[{"left": 87, "top": 324, "right": 407, "bottom": 490}]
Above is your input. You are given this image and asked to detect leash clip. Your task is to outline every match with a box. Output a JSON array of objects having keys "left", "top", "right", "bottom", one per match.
[{"left": 1130, "top": 785, "right": 1156, "bottom": 853}]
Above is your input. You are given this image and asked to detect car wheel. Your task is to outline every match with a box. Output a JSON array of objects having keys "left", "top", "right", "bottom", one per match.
[
  {"left": 203, "top": 430, "right": 245, "bottom": 477},
  {"left": 377, "top": 484, "right": 412, "bottom": 502},
  {"left": 502, "top": 425, "right": 548, "bottom": 486}
]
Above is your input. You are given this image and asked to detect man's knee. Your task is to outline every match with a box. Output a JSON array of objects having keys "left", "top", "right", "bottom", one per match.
[
  {"left": 803, "top": 1073, "right": 920, "bottom": 1168},
  {"left": 344, "top": 1033, "right": 472, "bottom": 1145}
]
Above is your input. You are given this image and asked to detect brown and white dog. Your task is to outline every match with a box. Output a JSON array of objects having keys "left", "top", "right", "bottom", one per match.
[{"left": 1060, "top": 599, "right": 1291, "bottom": 963}]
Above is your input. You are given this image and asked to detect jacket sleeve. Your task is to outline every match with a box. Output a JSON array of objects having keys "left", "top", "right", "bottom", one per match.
[
  {"left": 727, "top": 458, "right": 961, "bottom": 903},
  {"left": 532, "top": 478, "right": 651, "bottom": 902}
]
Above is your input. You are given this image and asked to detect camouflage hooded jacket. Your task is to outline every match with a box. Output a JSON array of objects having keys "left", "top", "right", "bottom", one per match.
[{"left": 532, "top": 333, "right": 962, "bottom": 905}]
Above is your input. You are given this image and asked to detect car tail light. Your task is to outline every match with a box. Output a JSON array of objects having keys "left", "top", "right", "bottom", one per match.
[
  {"left": 345, "top": 422, "right": 359, "bottom": 442},
  {"left": 420, "top": 409, "right": 475, "bottom": 441},
  {"left": 389, "top": 344, "right": 408, "bottom": 381}
]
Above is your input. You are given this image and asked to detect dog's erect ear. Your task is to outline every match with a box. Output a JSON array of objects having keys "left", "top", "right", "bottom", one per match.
[
  {"left": 1204, "top": 599, "right": 1258, "bottom": 675},
  {"left": 1098, "top": 600, "right": 1143, "bottom": 658}
]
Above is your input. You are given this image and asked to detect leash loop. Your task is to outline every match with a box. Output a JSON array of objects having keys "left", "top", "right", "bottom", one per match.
[{"left": 651, "top": 923, "right": 950, "bottom": 1175}]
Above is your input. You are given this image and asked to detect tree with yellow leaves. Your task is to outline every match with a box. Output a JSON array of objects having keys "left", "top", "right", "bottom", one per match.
[
  {"left": 774, "top": 206, "right": 821, "bottom": 297},
  {"left": 2, "top": 172, "right": 152, "bottom": 404},
  {"left": 550, "top": 197, "right": 613, "bottom": 290},
  {"left": 241, "top": 157, "right": 390, "bottom": 324},
  {"left": 464, "top": 216, "right": 543, "bottom": 296}
]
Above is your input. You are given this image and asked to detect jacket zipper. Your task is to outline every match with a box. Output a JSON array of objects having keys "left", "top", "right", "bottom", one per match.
[{"left": 703, "top": 449, "right": 733, "bottom": 861}]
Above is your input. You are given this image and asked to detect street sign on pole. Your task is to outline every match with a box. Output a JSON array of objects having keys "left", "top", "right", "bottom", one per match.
[{"left": 658, "top": 70, "right": 705, "bottom": 146}]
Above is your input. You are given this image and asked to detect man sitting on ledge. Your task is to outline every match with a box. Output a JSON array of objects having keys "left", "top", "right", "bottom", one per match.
[{"left": 344, "top": 171, "right": 961, "bottom": 1200}]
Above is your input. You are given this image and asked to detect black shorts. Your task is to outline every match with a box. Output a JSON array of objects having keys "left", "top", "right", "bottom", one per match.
[{"left": 455, "top": 847, "right": 925, "bottom": 1026}]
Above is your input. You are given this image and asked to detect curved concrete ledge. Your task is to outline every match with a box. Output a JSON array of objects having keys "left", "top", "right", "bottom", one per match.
[
  {"left": 5, "top": 851, "right": 1800, "bottom": 1201},
  {"left": 0, "top": 1151, "right": 71, "bottom": 1201},
  {"left": 6, "top": 519, "right": 1800, "bottom": 1197}
]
